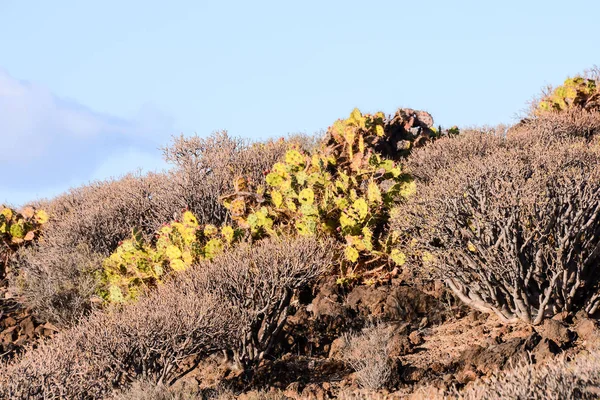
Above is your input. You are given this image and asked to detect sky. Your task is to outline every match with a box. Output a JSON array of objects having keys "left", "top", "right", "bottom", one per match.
[{"left": 1, "top": 0, "right": 598, "bottom": 206}]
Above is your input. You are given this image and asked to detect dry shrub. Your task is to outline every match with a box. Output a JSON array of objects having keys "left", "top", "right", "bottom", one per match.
[
  {"left": 113, "top": 382, "right": 287, "bottom": 400},
  {"left": 1, "top": 236, "right": 332, "bottom": 398},
  {"left": 405, "top": 128, "right": 507, "bottom": 183},
  {"left": 16, "top": 131, "right": 316, "bottom": 326},
  {"left": 14, "top": 243, "right": 103, "bottom": 326},
  {"left": 113, "top": 381, "right": 202, "bottom": 400},
  {"left": 162, "top": 131, "right": 317, "bottom": 226},
  {"left": 196, "top": 236, "right": 335, "bottom": 370},
  {"left": 512, "top": 108, "right": 600, "bottom": 143},
  {"left": 37, "top": 172, "right": 179, "bottom": 255},
  {"left": 341, "top": 323, "right": 395, "bottom": 390},
  {"left": 395, "top": 135, "right": 600, "bottom": 324},
  {"left": 0, "top": 280, "right": 236, "bottom": 399},
  {"left": 449, "top": 351, "right": 600, "bottom": 400},
  {"left": 16, "top": 172, "right": 182, "bottom": 325}
]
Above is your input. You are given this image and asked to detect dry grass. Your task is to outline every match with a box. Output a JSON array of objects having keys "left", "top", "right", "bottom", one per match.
[{"left": 341, "top": 323, "right": 395, "bottom": 390}]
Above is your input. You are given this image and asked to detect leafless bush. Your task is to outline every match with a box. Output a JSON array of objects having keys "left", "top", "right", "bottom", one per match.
[
  {"left": 14, "top": 243, "right": 103, "bottom": 326},
  {"left": 194, "top": 236, "right": 335, "bottom": 371},
  {"left": 341, "top": 323, "right": 395, "bottom": 390},
  {"left": 448, "top": 351, "right": 600, "bottom": 400},
  {"left": 1, "top": 236, "right": 333, "bottom": 398},
  {"left": 113, "top": 381, "right": 202, "bottom": 400},
  {"left": 162, "top": 131, "right": 317, "bottom": 226},
  {"left": 395, "top": 136, "right": 600, "bottom": 325},
  {"left": 512, "top": 108, "right": 600, "bottom": 143},
  {"left": 0, "top": 280, "right": 236, "bottom": 399},
  {"left": 406, "top": 128, "right": 507, "bottom": 183},
  {"left": 37, "top": 172, "right": 180, "bottom": 256},
  {"left": 113, "top": 382, "right": 287, "bottom": 400}
]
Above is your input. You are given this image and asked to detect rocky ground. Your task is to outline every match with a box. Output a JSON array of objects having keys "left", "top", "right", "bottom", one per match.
[{"left": 147, "top": 278, "right": 600, "bottom": 399}]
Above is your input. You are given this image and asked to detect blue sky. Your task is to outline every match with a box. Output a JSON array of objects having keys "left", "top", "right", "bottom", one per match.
[{"left": 1, "top": 0, "right": 598, "bottom": 206}]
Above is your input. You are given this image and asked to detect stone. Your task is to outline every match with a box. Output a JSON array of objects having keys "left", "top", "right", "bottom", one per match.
[
  {"left": 540, "top": 319, "right": 573, "bottom": 347},
  {"left": 409, "top": 331, "right": 424, "bottom": 346},
  {"left": 328, "top": 336, "right": 347, "bottom": 360}
]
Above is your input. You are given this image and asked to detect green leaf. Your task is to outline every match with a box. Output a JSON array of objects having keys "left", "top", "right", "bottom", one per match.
[
  {"left": 204, "top": 239, "right": 223, "bottom": 259},
  {"left": 108, "top": 285, "right": 125, "bottom": 303},
  {"left": 9, "top": 223, "right": 24, "bottom": 239}
]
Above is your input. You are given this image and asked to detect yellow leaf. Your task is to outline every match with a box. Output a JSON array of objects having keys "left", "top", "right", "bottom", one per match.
[
  {"left": 399, "top": 180, "right": 416, "bottom": 198},
  {"left": 271, "top": 190, "right": 283, "bottom": 208},
  {"left": 467, "top": 242, "right": 477, "bottom": 253},
  {"left": 170, "top": 259, "right": 187, "bottom": 272},
  {"left": 182, "top": 251, "right": 194, "bottom": 265},
  {"left": 204, "top": 224, "right": 218, "bottom": 237},
  {"left": 182, "top": 211, "right": 198, "bottom": 226},
  {"left": 298, "top": 188, "right": 315, "bottom": 205},
  {"left": 221, "top": 225, "right": 235, "bottom": 243},
  {"left": 367, "top": 181, "right": 382, "bottom": 203},
  {"left": 344, "top": 246, "right": 359, "bottom": 262},
  {"left": 422, "top": 251, "right": 434, "bottom": 263},
  {"left": 390, "top": 249, "right": 406, "bottom": 266},
  {"left": 165, "top": 245, "right": 182, "bottom": 260},
  {"left": 285, "top": 197, "right": 297, "bottom": 212},
  {"left": 1, "top": 208, "right": 13, "bottom": 221}
]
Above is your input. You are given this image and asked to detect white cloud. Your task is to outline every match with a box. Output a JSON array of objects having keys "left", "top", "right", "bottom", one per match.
[{"left": 0, "top": 69, "right": 174, "bottom": 206}]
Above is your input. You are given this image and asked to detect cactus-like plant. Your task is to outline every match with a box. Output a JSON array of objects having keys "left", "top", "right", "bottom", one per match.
[
  {"left": 99, "top": 211, "right": 241, "bottom": 303},
  {"left": 537, "top": 75, "right": 600, "bottom": 113},
  {"left": 0, "top": 206, "right": 48, "bottom": 280},
  {"left": 104, "top": 107, "right": 449, "bottom": 297},
  {"left": 222, "top": 108, "right": 440, "bottom": 284}
]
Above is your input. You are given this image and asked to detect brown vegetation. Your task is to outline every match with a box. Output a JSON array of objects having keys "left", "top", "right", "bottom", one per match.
[
  {"left": 15, "top": 132, "right": 315, "bottom": 327},
  {"left": 0, "top": 236, "right": 331, "bottom": 399},
  {"left": 396, "top": 130, "right": 600, "bottom": 324},
  {"left": 5, "top": 72, "right": 600, "bottom": 399}
]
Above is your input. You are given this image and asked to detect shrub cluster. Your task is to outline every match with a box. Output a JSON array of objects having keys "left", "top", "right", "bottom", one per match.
[
  {"left": 15, "top": 132, "right": 312, "bottom": 325},
  {"left": 447, "top": 351, "right": 600, "bottom": 400},
  {"left": 102, "top": 107, "right": 444, "bottom": 297},
  {"left": 395, "top": 127, "right": 600, "bottom": 324},
  {"left": 0, "top": 236, "right": 332, "bottom": 399},
  {"left": 221, "top": 108, "right": 440, "bottom": 284}
]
